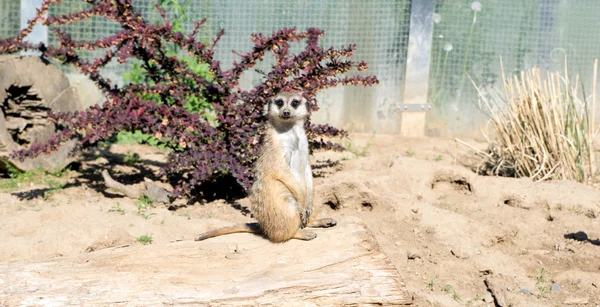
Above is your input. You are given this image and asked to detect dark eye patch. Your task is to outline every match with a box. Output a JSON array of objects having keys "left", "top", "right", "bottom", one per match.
[
  {"left": 291, "top": 99, "right": 300, "bottom": 108},
  {"left": 275, "top": 99, "right": 284, "bottom": 107}
]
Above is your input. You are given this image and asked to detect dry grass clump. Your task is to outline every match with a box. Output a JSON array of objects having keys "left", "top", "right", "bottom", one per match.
[{"left": 462, "top": 57, "right": 598, "bottom": 184}]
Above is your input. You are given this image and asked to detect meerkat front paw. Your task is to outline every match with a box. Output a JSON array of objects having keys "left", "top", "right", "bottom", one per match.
[{"left": 300, "top": 207, "right": 312, "bottom": 228}]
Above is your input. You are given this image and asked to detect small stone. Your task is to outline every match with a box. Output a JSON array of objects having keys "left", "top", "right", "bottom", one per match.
[
  {"left": 519, "top": 288, "right": 530, "bottom": 295},
  {"left": 483, "top": 293, "right": 493, "bottom": 303},
  {"left": 551, "top": 283, "right": 561, "bottom": 292},
  {"left": 394, "top": 241, "right": 402, "bottom": 247},
  {"left": 407, "top": 250, "right": 421, "bottom": 260},
  {"left": 564, "top": 297, "right": 589, "bottom": 305}
]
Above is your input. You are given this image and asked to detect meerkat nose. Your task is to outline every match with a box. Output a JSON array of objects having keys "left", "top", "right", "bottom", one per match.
[{"left": 283, "top": 110, "right": 291, "bottom": 117}]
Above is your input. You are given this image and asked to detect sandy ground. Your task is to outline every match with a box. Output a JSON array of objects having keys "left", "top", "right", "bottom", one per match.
[{"left": 1, "top": 133, "right": 599, "bottom": 306}]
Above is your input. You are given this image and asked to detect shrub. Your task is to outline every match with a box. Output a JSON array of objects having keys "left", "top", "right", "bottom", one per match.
[
  {"left": 468, "top": 57, "right": 598, "bottom": 184},
  {"left": 0, "top": 0, "right": 379, "bottom": 198}
]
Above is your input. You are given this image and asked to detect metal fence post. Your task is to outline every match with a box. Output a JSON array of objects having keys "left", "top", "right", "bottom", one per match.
[
  {"left": 20, "top": 0, "right": 48, "bottom": 56},
  {"left": 400, "top": 0, "right": 434, "bottom": 137}
]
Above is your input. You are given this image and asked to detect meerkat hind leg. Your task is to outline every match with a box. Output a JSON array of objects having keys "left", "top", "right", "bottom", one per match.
[
  {"left": 307, "top": 218, "right": 337, "bottom": 228},
  {"left": 195, "top": 223, "right": 261, "bottom": 241}
]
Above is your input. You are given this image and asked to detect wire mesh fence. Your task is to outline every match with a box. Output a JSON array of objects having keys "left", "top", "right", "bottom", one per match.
[
  {"left": 427, "top": 0, "right": 600, "bottom": 137},
  {"left": 0, "top": 0, "right": 20, "bottom": 40},
  {"left": 4, "top": 0, "right": 600, "bottom": 136},
  {"left": 38, "top": 0, "right": 411, "bottom": 132}
]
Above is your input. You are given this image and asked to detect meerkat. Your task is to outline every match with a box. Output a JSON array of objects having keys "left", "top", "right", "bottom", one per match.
[{"left": 195, "top": 90, "right": 337, "bottom": 243}]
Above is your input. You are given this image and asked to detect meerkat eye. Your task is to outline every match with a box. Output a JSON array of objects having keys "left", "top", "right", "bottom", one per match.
[
  {"left": 291, "top": 99, "right": 300, "bottom": 108},
  {"left": 275, "top": 99, "right": 284, "bottom": 107}
]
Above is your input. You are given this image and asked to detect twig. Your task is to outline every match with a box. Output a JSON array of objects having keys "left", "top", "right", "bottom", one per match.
[
  {"left": 102, "top": 169, "right": 142, "bottom": 199},
  {"left": 101, "top": 169, "right": 174, "bottom": 204},
  {"left": 454, "top": 138, "right": 492, "bottom": 159}
]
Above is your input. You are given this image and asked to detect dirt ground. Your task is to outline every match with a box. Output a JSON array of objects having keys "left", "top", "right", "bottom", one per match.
[{"left": 1, "top": 133, "right": 599, "bottom": 306}]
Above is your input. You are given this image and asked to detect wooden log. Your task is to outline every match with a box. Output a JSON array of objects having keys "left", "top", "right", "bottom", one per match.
[{"left": 0, "top": 218, "right": 413, "bottom": 306}]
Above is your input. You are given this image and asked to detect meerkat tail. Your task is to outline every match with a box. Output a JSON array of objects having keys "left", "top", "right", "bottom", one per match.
[{"left": 195, "top": 223, "right": 261, "bottom": 241}]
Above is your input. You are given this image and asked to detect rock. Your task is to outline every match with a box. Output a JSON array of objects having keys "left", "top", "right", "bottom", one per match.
[
  {"left": 484, "top": 276, "right": 508, "bottom": 307},
  {"left": 555, "top": 240, "right": 567, "bottom": 251},
  {"left": 551, "top": 283, "right": 561, "bottom": 292},
  {"left": 0, "top": 54, "right": 85, "bottom": 173},
  {"left": 519, "top": 288, "right": 530, "bottom": 295},
  {"left": 65, "top": 72, "right": 105, "bottom": 109},
  {"left": 407, "top": 250, "right": 421, "bottom": 260},
  {"left": 483, "top": 293, "right": 494, "bottom": 303}
]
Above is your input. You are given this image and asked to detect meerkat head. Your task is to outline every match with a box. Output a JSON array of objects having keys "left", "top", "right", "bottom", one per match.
[{"left": 265, "top": 91, "right": 309, "bottom": 124}]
